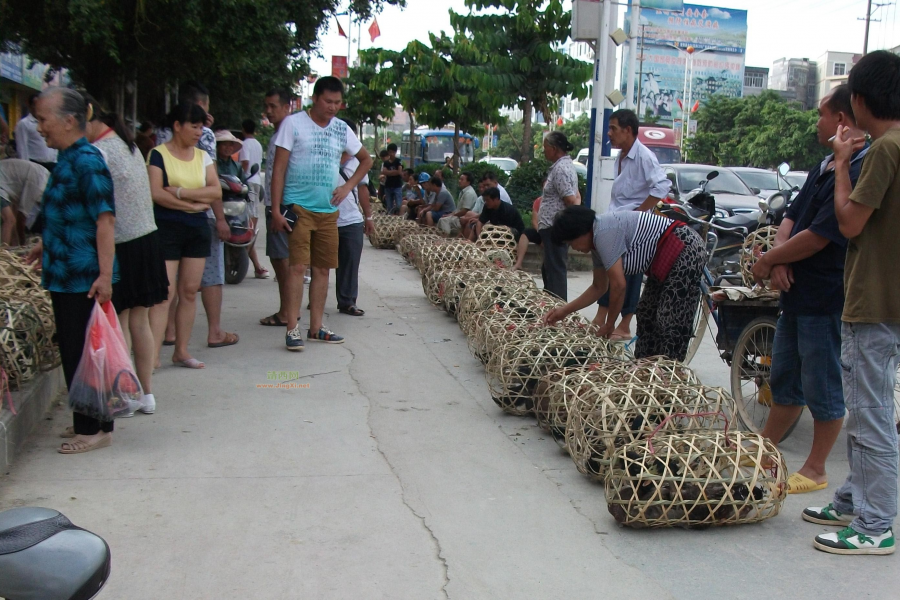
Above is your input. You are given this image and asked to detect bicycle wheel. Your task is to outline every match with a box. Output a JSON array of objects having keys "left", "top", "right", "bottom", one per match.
[
  {"left": 682, "top": 299, "right": 711, "bottom": 366},
  {"left": 731, "top": 316, "right": 799, "bottom": 438}
]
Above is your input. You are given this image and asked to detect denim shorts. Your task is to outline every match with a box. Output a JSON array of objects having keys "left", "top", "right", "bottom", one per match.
[
  {"left": 770, "top": 312, "right": 846, "bottom": 421},
  {"left": 597, "top": 272, "right": 642, "bottom": 315}
]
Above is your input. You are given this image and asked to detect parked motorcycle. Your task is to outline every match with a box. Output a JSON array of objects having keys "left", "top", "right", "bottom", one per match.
[
  {"left": 659, "top": 170, "right": 789, "bottom": 279},
  {"left": 221, "top": 164, "right": 259, "bottom": 285},
  {"left": 0, "top": 507, "right": 111, "bottom": 599}
]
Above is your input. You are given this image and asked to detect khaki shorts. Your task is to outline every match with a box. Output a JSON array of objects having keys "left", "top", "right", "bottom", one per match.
[{"left": 288, "top": 204, "right": 339, "bottom": 268}]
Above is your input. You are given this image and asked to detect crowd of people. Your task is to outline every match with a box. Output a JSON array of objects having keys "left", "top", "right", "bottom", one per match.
[{"left": 1, "top": 49, "right": 899, "bottom": 556}]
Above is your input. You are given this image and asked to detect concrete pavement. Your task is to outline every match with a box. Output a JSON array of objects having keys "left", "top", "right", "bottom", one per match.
[{"left": 1, "top": 235, "right": 898, "bottom": 599}]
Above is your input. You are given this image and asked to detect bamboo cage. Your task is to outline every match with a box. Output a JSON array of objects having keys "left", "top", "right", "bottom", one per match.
[
  {"left": 422, "top": 258, "right": 491, "bottom": 306},
  {"left": 0, "top": 249, "right": 58, "bottom": 369},
  {"left": 457, "top": 284, "right": 558, "bottom": 340},
  {"left": 476, "top": 313, "right": 602, "bottom": 367},
  {"left": 367, "top": 214, "right": 405, "bottom": 249},
  {"left": 0, "top": 299, "right": 43, "bottom": 388},
  {"left": 475, "top": 225, "right": 519, "bottom": 254},
  {"left": 740, "top": 226, "right": 778, "bottom": 288},
  {"left": 566, "top": 384, "right": 734, "bottom": 480},
  {"left": 605, "top": 430, "right": 787, "bottom": 528},
  {"left": 402, "top": 234, "right": 446, "bottom": 267},
  {"left": 392, "top": 221, "right": 424, "bottom": 249},
  {"left": 480, "top": 248, "right": 515, "bottom": 269},
  {"left": 485, "top": 329, "right": 626, "bottom": 416},
  {"left": 534, "top": 359, "right": 700, "bottom": 444},
  {"left": 416, "top": 240, "right": 480, "bottom": 274},
  {"left": 438, "top": 267, "right": 534, "bottom": 317}
]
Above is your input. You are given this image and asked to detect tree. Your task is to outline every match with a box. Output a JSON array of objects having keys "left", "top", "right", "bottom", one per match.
[
  {"left": 687, "top": 91, "right": 821, "bottom": 170},
  {"left": 493, "top": 119, "right": 545, "bottom": 162},
  {"left": 451, "top": 0, "right": 592, "bottom": 163},
  {"left": 557, "top": 114, "right": 590, "bottom": 157},
  {"left": 0, "top": 0, "right": 404, "bottom": 125},
  {"left": 340, "top": 49, "right": 395, "bottom": 152}
]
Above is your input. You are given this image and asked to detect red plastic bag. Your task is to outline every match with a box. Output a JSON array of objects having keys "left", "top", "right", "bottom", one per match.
[{"left": 67, "top": 301, "right": 142, "bottom": 420}]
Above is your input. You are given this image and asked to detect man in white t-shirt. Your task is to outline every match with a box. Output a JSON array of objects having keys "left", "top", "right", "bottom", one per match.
[
  {"left": 335, "top": 118, "right": 376, "bottom": 316},
  {"left": 481, "top": 171, "right": 512, "bottom": 204},
  {"left": 270, "top": 76, "right": 373, "bottom": 351},
  {"left": 238, "top": 118, "right": 266, "bottom": 278}
]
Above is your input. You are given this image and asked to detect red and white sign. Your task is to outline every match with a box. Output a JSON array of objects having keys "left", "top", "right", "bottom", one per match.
[{"left": 331, "top": 56, "right": 348, "bottom": 79}]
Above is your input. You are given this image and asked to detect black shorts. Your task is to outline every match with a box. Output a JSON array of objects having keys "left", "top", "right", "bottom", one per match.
[
  {"left": 523, "top": 228, "right": 542, "bottom": 245},
  {"left": 157, "top": 218, "right": 212, "bottom": 261}
]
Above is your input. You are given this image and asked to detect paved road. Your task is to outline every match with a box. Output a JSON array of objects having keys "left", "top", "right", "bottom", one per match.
[{"left": 1, "top": 235, "right": 897, "bottom": 599}]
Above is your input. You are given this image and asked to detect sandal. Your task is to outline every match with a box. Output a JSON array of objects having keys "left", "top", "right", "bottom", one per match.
[
  {"left": 788, "top": 472, "right": 828, "bottom": 494},
  {"left": 260, "top": 313, "right": 287, "bottom": 327},
  {"left": 338, "top": 305, "right": 365, "bottom": 316},
  {"left": 254, "top": 267, "right": 270, "bottom": 279},
  {"left": 162, "top": 339, "right": 175, "bottom": 346},
  {"left": 60, "top": 426, "right": 76, "bottom": 439},
  {"left": 58, "top": 433, "right": 111, "bottom": 454},
  {"left": 173, "top": 358, "right": 205, "bottom": 369},
  {"left": 208, "top": 332, "right": 239, "bottom": 348}
]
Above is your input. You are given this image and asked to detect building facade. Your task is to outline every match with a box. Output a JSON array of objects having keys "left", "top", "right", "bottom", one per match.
[
  {"left": 770, "top": 57, "right": 818, "bottom": 110},
  {"left": 743, "top": 66, "right": 769, "bottom": 96},
  {"left": 815, "top": 51, "right": 860, "bottom": 101}
]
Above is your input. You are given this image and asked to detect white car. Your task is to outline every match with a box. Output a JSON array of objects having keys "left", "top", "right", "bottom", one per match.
[{"left": 480, "top": 157, "right": 518, "bottom": 173}]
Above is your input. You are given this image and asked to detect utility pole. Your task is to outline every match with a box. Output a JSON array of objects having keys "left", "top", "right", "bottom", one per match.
[
  {"left": 637, "top": 24, "right": 646, "bottom": 118},
  {"left": 860, "top": 0, "right": 893, "bottom": 54},
  {"left": 626, "top": 0, "right": 641, "bottom": 110}
]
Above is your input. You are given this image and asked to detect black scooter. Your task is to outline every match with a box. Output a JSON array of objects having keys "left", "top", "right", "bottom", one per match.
[{"left": 221, "top": 164, "right": 260, "bottom": 285}]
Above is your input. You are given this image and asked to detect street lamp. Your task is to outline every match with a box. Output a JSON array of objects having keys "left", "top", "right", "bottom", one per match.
[{"left": 667, "top": 43, "right": 717, "bottom": 155}]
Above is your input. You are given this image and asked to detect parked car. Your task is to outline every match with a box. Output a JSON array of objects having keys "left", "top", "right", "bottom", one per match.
[
  {"left": 480, "top": 156, "right": 518, "bottom": 173},
  {"left": 661, "top": 164, "right": 761, "bottom": 216},
  {"left": 730, "top": 167, "right": 785, "bottom": 198},
  {"left": 785, "top": 170, "right": 809, "bottom": 188},
  {"left": 572, "top": 161, "right": 587, "bottom": 178}
]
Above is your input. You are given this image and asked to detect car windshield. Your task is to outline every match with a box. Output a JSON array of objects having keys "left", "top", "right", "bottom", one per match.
[
  {"left": 676, "top": 168, "right": 753, "bottom": 195},
  {"left": 649, "top": 146, "right": 681, "bottom": 165},
  {"left": 735, "top": 171, "right": 779, "bottom": 191},
  {"left": 785, "top": 173, "right": 808, "bottom": 188},
  {"left": 488, "top": 158, "right": 517, "bottom": 171}
]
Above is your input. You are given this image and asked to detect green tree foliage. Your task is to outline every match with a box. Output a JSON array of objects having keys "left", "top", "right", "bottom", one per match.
[
  {"left": 557, "top": 114, "right": 590, "bottom": 157},
  {"left": 687, "top": 91, "right": 821, "bottom": 171},
  {"left": 451, "top": 0, "right": 592, "bottom": 163},
  {"left": 493, "top": 120, "right": 545, "bottom": 163},
  {"left": 340, "top": 49, "right": 395, "bottom": 151},
  {"left": 0, "top": 0, "right": 403, "bottom": 124},
  {"left": 506, "top": 157, "right": 550, "bottom": 211}
]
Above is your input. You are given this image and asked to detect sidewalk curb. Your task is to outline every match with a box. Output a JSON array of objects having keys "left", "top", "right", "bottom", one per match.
[{"left": 1, "top": 368, "right": 65, "bottom": 470}]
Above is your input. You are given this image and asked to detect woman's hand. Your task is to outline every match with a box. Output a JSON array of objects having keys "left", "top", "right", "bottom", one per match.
[
  {"left": 25, "top": 240, "right": 43, "bottom": 270},
  {"left": 190, "top": 202, "right": 207, "bottom": 213},
  {"left": 88, "top": 274, "right": 113, "bottom": 304},
  {"left": 543, "top": 306, "right": 570, "bottom": 325},
  {"left": 216, "top": 218, "right": 231, "bottom": 241}
]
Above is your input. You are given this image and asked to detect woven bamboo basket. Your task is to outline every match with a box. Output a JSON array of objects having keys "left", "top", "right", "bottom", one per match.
[
  {"left": 367, "top": 214, "right": 405, "bottom": 249},
  {"left": 0, "top": 299, "right": 43, "bottom": 388},
  {"left": 740, "top": 226, "right": 778, "bottom": 288},
  {"left": 393, "top": 222, "right": 429, "bottom": 250},
  {"left": 534, "top": 359, "right": 700, "bottom": 445},
  {"left": 476, "top": 312, "right": 598, "bottom": 366},
  {"left": 480, "top": 248, "right": 515, "bottom": 269},
  {"left": 457, "top": 283, "right": 556, "bottom": 340},
  {"left": 566, "top": 384, "right": 734, "bottom": 480},
  {"left": 0, "top": 249, "right": 58, "bottom": 368},
  {"left": 416, "top": 240, "right": 480, "bottom": 274},
  {"left": 485, "top": 329, "right": 625, "bottom": 416},
  {"left": 401, "top": 233, "right": 445, "bottom": 266},
  {"left": 440, "top": 268, "right": 534, "bottom": 317},
  {"left": 422, "top": 258, "right": 491, "bottom": 306},
  {"left": 605, "top": 430, "right": 787, "bottom": 528},
  {"left": 475, "top": 225, "right": 519, "bottom": 254},
  {"left": 371, "top": 199, "right": 387, "bottom": 214}
]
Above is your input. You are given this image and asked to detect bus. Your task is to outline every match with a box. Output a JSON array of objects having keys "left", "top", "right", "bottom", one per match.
[{"left": 401, "top": 127, "right": 479, "bottom": 166}]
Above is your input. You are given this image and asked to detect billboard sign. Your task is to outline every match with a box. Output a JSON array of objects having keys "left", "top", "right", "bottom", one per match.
[
  {"left": 642, "top": 0, "right": 685, "bottom": 9},
  {"left": 624, "top": 3, "right": 748, "bottom": 124},
  {"left": 331, "top": 56, "right": 348, "bottom": 79}
]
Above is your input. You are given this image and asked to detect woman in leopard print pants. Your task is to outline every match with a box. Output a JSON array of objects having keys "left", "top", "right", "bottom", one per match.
[{"left": 543, "top": 205, "right": 706, "bottom": 362}]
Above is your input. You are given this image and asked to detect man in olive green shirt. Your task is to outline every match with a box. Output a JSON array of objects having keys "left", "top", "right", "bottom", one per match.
[{"left": 804, "top": 50, "right": 900, "bottom": 556}]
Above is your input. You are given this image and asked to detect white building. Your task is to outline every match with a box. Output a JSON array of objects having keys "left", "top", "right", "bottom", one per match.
[
  {"left": 743, "top": 66, "right": 768, "bottom": 97},
  {"left": 815, "top": 51, "right": 860, "bottom": 101}
]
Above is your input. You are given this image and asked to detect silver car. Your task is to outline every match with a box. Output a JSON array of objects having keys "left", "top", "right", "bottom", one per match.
[{"left": 662, "top": 164, "right": 761, "bottom": 216}]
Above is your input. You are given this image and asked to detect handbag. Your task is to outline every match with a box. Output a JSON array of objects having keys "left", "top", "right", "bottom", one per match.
[{"left": 648, "top": 222, "right": 686, "bottom": 282}]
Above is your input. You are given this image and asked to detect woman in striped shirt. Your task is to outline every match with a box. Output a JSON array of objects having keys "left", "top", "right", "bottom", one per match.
[{"left": 544, "top": 205, "right": 706, "bottom": 361}]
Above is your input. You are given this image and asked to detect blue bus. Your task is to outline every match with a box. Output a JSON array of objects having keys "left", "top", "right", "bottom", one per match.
[{"left": 401, "top": 127, "right": 479, "bottom": 166}]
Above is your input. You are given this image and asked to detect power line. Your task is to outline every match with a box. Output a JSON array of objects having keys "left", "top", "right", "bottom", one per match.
[{"left": 861, "top": 0, "right": 894, "bottom": 53}]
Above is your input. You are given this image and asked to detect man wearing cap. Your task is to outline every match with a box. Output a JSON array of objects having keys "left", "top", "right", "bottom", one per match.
[{"left": 401, "top": 172, "right": 432, "bottom": 220}]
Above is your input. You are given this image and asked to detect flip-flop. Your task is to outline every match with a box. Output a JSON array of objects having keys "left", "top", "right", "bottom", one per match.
[
  {"left": 162, "top": 339, "right": 175, "bottom": 346},
  {"left": 788, "top": 472, "right": 828, "bottom": 494},
  {"left": 173, "top": 358, "right": 205, "bottom": 369},
  {"left": 259, "top": 313, "right": 286, "bottom": 327},
  {"left": 609, "top": 333, "right": 634, "bottom": 342},
  {"left": 58, "top": 434, "right": 111, "bottom": 454},
  {"left": 208, "top": 332, "right": 239, "bottom": 348}
]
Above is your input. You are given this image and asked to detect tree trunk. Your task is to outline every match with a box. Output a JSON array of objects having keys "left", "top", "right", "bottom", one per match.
[
  {"left": 521, "top": 93, "right": 533, "bottom": 163},
  {"left": 409, "top": 113, "right": 417, "bottom": 169},
  {"left": 452, "top": 121, "right": 461, "bottom": 176},
  {"left": 373, "top": 121, "right": 379, "bottom": 155}
]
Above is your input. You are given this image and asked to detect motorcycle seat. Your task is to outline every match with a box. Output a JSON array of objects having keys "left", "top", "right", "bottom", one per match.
[{"left": 0, "top": 507, "right": 110, "bottom": 600}]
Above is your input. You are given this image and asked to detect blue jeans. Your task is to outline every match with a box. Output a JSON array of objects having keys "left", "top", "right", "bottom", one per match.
[
  {"left": 597, "top": 273, "right": 642, "bottom": 315},
  {"left": 832, "top": 322, "right": 900, "bottom": 536},
  {"left": 384, "top": 187, "right": 402, "bottom": 214},
  {"left": 769, "top": 313, "right": 845, "bottom": 421}
]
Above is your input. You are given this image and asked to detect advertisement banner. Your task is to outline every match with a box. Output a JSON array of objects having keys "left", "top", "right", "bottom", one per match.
[
  {"left": 331, "top": 56, "right": 348, "bottom": 79},
  {"left": 624, "top": 3, "right": 748, "bottom": 124},
  {"left": 0, "top": 53, "right": 24, "bottom": 84}
]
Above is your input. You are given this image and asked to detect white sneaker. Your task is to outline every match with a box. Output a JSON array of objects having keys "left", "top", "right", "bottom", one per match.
[
  {"left": 303, "top": 275, "right": 311, "bottom": 284},
  {"left": 138, "top": 393, "right": 156, "bottom": 414},
  {"left": 814, "top": 526, "right": 895, "bottom": 555}
]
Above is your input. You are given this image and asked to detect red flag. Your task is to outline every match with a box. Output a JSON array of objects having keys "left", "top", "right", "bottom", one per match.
[
  {"left": 691, "top": 100, "right": 700, "bottom": 113},
  {"left": 369, "top": 18, "right": 381, "bottom": 42},
  {"left": 336, "top": 18, "right": 347, "bottom": 38}
]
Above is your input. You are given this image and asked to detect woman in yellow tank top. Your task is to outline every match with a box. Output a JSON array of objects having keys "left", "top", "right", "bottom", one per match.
[{"left": 147, "top": 102, "right": 221, "bottom": 370}]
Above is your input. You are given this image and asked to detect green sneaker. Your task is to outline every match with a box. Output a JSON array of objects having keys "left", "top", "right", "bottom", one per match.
[
  {"left": 814, "top": 527, "right": 895, "bottom": 555},
  {"left": 802, "top": 503, "right": 855, "bottom": 526}
]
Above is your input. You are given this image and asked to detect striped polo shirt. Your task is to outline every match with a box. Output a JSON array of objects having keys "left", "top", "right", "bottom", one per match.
[{"left": 591, "top": 211, "right": 670, "bottom": 274}]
